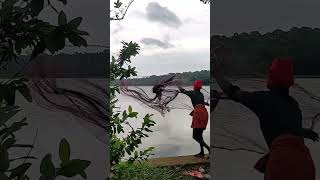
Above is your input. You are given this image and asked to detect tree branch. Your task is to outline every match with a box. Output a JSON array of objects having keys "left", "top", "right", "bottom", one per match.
[{"left": 110, "top": 0, "right": 135, "bottom": 21}]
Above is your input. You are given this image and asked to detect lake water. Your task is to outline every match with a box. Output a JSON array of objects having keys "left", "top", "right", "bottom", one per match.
[
  {"left": 116, "top": 86, "right": 211, "bottom": 158},
  {"left": 9, "top": 78, "right": 320, "bottom": 180}
]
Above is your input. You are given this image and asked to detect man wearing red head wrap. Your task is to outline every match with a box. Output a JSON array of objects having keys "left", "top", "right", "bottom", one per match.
[
  {"left": 178, "top": 80, "right": 211, "bottom": 157},
  {"left": 213, "top": 55, "right": 319, "bottom": 180}
]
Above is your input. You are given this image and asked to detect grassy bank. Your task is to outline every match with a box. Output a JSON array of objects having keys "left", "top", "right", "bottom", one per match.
[{"left": 111, "top": 162, "right": 210, "bottom": 180}]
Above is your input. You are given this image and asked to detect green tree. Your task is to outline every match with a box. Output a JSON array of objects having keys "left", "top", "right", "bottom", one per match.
[
  {"left": 110, "top": 41, "right": 156, "bottom": 171},
  {"left": 0, "top": 0, "right": 91, "bottom": 179}
]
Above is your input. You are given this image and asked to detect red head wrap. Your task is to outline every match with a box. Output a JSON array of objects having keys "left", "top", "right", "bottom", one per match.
[
  {"left": 267, "top": 58, "right": 294, "bottom": 89},
  {"left": 194, "top": 80, "right": 203, "bottom": 90}
]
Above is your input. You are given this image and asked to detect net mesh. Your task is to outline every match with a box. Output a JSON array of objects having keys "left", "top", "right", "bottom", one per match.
[
  {"left": 28, "top": 78, "right": 108, "bottom": 143},
  {"left": 120, "top": 74, "right": 210, "bottom": 116}
]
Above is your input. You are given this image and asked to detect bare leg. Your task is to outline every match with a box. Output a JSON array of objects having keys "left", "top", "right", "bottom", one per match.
[{"left": 193, "top": 128, "right": 210, "bottom": 156}]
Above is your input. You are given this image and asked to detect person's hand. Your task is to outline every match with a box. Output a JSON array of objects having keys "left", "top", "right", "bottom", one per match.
[
  {"left": 304, "top": 129, "right": 319, "bottom": 142},
  {"left": 310, "top": 131, "right": 319, "bottom": 142},
  {"left": 177, "top": 86, "right": 184, "bottom": 93},
  {"left": 211, "top": 43, "right": 231, "bottom": 75}
]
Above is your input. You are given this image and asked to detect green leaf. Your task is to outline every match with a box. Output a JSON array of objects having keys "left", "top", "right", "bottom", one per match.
[
  {"left": 67, "top": 33, "right": 87, "bottom": 47},
  {"left": 128, "top": 106, "right": 132, "bottom": 113},
  {"left": 114, "top": 0, "right": 122, "bottom": 8},
  {"left": 31, "top": 0, "right": 44, "bottom": 16},
  {"left": 45, "top": 28, "right": 66, "bottom": 54},
  {"left": 5, "top": 118, "right": 28, "bottom": 134},
  {"left": 68, "top": 17, "right": 82, "bottom": 29},
  {"left": 58, "top": 11, "right": 67, "bottom": 26},
  {"left": 0, "top": 148, "right": 9, "bottom": 171},
  {"left": 2, "top": 138, "right": 16, "bottom": 149},
  {"left": 122, "top": 111, "right": 128, "bottom": 120},
  {"left": 40, "top": 154, "right": 55, "bottom": 180},
  {"left": 144, "top": 128, "right": 153, "bottom": 133},
  {"left": 31, "top": 41, "right": 46, "bottom": 60},
  {"left": 9, "top": 163, "right": 32, "bottom": 179},
  {"left": 2, "top": 86, "right": 16, "bottom": 106},
  {"left": 128, "top": 112, "right": 138, "bottom": 118},
  {"left": 0, "top": 108, "right": 21, "bottom": 126},
  {"left": 57, "top": 159, "right": 91, "bottom": 177},
  {"left": 79, "top": 170, "right": 87, "bottom": 179},
  {"left": 125, "top": 147, "right": 130, "bottom": 154},
  {"left": 72, "top": 29, "right": 89, "bottom": 36},
  {"left": 17, "top": 84, "right": 32, "bottom": 102},
  {"left": 59, "top": 138, "right": 71, "bottom": 162}
]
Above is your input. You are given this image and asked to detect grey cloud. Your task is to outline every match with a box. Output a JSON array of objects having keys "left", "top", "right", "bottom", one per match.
[
  {"left": 141, "top": 38, "right": 174, "bottom": 49},
  {"left": 146, "top": 2, "right": 182, "bottom": 28}
]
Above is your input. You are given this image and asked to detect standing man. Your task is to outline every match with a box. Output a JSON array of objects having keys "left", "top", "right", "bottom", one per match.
[{"left": 178, "top": 80, "right": 210, "bottom": 157}]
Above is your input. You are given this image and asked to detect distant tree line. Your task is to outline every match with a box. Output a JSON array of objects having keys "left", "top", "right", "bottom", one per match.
[
  {"left": 212, "top": 26, "right": 320, "bottom": 76},
  {"left": 0, "top": 52, "right": 107, "bottom": 78},
  {"left": 113, "top": 70, "right": 210, "bottom": 86}
]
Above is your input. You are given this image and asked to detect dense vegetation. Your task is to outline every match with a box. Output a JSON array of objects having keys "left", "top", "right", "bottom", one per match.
[
  {"left": 0, "top": 0, "right": 91, "bottom": 179},
  {"left": 113, "top": 70, "right": 210, "bottom": 86},
  {"left": 212, "top": 26, "right": 320, "bottom": 76}
]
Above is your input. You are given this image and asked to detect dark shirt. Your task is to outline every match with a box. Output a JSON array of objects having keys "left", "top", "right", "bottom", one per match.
[
  {"left": 180, "top": 88, "right": 207, "bottom": 108},
  {"left": 227, "top": 85, "right": 303, "bottom": 147}
]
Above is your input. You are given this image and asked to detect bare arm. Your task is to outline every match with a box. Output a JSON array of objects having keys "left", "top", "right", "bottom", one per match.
[
  {"left": 213, "top": 57, "right": 244, "bottom": 102},
  {"left": 302, "top": 128, "right": 319, "bottom": 142},
  {"left": 177, "top": 86, "right": 192, "bottom": 97},
  {"left": 212, "top": 46, "right": 262, "bottom": 109}
]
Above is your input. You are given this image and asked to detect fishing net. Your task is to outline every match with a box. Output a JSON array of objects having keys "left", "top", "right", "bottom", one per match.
[
  {"left": 120, "top": 74, "right": 210, "bottom": 116},
  {"left": 28, "top": 78, "right": 108, "bottom": 143}
]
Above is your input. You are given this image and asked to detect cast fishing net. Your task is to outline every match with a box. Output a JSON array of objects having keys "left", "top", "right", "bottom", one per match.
[
  {"left": 28, "top": 78, "right": 108, "bottom": 143},
  {"left": 119, "top": 74, "right": 210, "bottom": 116}
]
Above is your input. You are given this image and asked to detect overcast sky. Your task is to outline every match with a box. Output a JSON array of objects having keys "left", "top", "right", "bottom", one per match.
[
  {"left": 110, "top": 0, "right": 210, "bottom": 77},
  {"left": 212, "top": 0, "right": 320, "bottom": 36}
]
